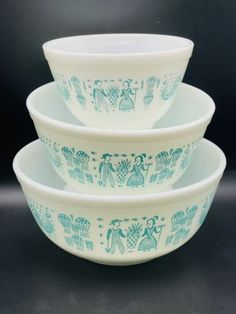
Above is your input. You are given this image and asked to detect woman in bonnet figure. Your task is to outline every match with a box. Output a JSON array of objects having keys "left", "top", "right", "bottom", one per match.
[
  {"left": 119, "top": 80, "right": 136, "bottom": 111},
  {"left": 127, "top": 154, "right": 149, "bottom": 187}
]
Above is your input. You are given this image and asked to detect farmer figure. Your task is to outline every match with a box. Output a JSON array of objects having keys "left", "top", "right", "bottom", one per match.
[
  {"left": 106, "top": 219, "right": 125, "bottom": 254},
  {"left": 99, "top": 153, "right": 116, "bottom": 188},
  {"left": 93, "top": 80, "right": 109, "bottom": 112}
]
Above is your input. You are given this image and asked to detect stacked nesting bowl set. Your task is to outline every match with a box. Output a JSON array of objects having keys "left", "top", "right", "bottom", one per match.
[{"left": 13, "top": 34, "right": 226, "bottom": 266}]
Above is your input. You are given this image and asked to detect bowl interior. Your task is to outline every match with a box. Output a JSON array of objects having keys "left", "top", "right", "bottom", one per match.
[
  {"left": 15, "top": 139, "right": 223, "bottom": 193},
  {"left": 43, "top": 34, "right": 192, "bottom": 55},
  {"left": 29, "top": 83, "right": 214, "bottom": 129}
]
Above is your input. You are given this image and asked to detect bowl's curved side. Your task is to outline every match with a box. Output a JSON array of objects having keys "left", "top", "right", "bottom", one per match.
[
  {"left": 45, "top": 60, "right": 189, "bottom": 129},
  {"left": 12, "top": 138, "right": 226, "bottom": 264},
  {"left": 33, "top": 120, "right": 206, "bottom": 195},
  {"left": 43, "top": 34, "right": 194, "bottom": 61},
  {"left": 42, "top": 34, "right": 194, "bottom": 129},
  {"left": 26, "top": 82, "right": 215, "bottom": 142},
  {"left": 19, "top": 182, "right": 218, "bottom": 266},
  {"left": 12, "top": 139, "right": 226, "bottom": 208}
]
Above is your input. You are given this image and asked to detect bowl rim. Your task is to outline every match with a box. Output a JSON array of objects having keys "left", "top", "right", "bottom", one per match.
[
  {"left": 13, "top": 139, "right": 226, "bottom": 207},
  {"left": 26, "top": 82, "right": 215, "bottom": 142},
  {"left": 42, "top": 33, "right": 194, "bottom": 58}
]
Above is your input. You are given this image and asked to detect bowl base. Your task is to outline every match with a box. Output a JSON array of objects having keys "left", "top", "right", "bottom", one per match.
[{"left": 86, "top": 257, "right": 154, "bottom": 266}]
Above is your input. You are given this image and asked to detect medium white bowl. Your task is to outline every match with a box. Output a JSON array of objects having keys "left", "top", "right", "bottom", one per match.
[
  {"left": 13, "top": 139, "right": 226, "bottom": 266},
  {"left": 27, "top": 82, "right": 215, "bottom": 195},
  {"left": 43, "top": 34, "right": 193, "bottom": 129}
]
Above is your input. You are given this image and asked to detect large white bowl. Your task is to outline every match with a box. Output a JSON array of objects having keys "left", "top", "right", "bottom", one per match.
[
  {"left": 26, "top": 82, "right": 215, "bottom": 195},
  {"left": 13, "top": 139, "right": 226, "bottom": 266},
  {"left": 43, "top": 34, "right": 193, "bottom": 129}
]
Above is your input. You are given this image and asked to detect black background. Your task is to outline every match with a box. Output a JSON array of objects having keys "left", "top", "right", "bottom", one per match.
[{"left": 0, "top": 1, "right": 235, "bottom": 313}]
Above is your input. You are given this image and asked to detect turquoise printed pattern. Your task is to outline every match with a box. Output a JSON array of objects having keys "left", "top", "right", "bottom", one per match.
[
  {"left": 199, "top": 193, "right": 215, "bottom": 226},
  {"left": 180, "top": 141, "right": 200, "bottom": 170},
  {"left": 61, "top": 147, "right": 93, "bottom": 184},
  {"left": 38, "top": 133, "right": 200, "bottom": 189},
  {"left": 97, "top": 215, "right": 165, "bottom": 254},
  {"left": 58, "top": 214, "right": 94, "bottom": 251},
  {"left": 26, "top": 193, "right": 215, "bottom": 257},
  {"left": 160, "top": 74, "right": 182, "bottom": 101},
  {"left": 53, "top": 73, "right": 183, "bottom": 112},
  {"left": 28, "top": 200, "right": 55, "bottom": 237},
  {"left": 150, "top": 148, "right": 182, "bottom": 184},
  {"left": 165, "top": 205, "right": 198, "bottom": 247},
  {"left": 127, "top": 154, "right": 152, "bottom": 187},
  {"left": 71, "top": 76, "right": 86, "bottom": 109},
  {"left": 39, "top": 135, "right": 63, "bottom": 171},
  {"left": 143, "top": 76, "right": 161, "bottom": 107},
  {"left": 98, "top": 153, "right": 116, "bottom": 187}
]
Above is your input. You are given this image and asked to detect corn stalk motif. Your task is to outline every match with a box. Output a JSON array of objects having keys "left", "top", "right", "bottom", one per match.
[
  {"left": 116, "top": 159, "right": 131, "bottom": 186},
  {"left": 107, "top": 85, "right": 120, "bottom": 108},
  {"left": 126, "top": 223, "right": 142, "bottom": 249}
]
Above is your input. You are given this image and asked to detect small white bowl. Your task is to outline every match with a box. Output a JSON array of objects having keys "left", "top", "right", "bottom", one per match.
[
  {"left": 43, "top": 34, "right": 193, "bottom": 129},
  {"left": 13, "top": 139, "right": 226, "bottom": 266},
  {"left": 27, "top": 82, "right": 215, "bottom": 195}
]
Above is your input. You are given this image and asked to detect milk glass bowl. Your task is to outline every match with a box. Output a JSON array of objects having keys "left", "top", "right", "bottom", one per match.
[
  {"left": 26, "top": 82, "right": 215, "bottom": 195},
  {"left": 43, "top": 34, "right": 194, "bottom": 129},
  {"left": 13, "top": 139, "right": 226, "bottom": 266}
]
